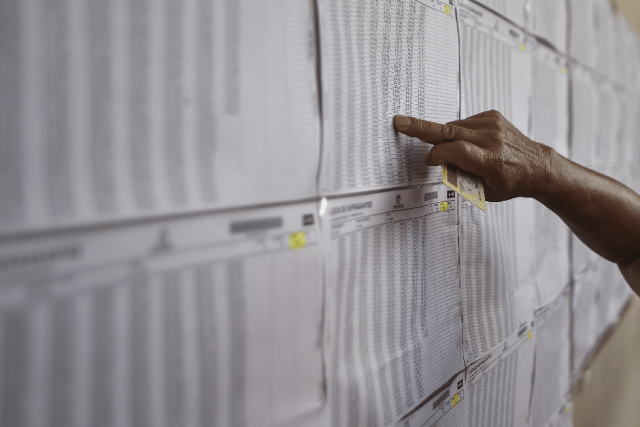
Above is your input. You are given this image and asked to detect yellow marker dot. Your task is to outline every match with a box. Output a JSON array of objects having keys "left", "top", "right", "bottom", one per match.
[
  {"left": 444, "top": 4, "right": 451, "bottom": 15},
  {"left": 565, "top": 406, "right": 571, "bottom": 413},
  {"left": 289, "top": 231, "right": 306, "bottom": 250},
  {"left": 527, "top": 331, "right": 533, "bottom": 339},
  {"left": 439, "top": 201, "right": 449, "bottom": 212},
  {"left": 560, "top": 67, "right": 567, "bottom": 75},
  {"left": 452, "top": 393, "right": 460, "bottom": 408},
  {"left": 520, "top": 43, "right": 526, "bottom": 52}
]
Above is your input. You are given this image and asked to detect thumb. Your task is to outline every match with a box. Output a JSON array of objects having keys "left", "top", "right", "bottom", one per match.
[{"left": 426, "top": 140, "right": 491, "bottom": 180}]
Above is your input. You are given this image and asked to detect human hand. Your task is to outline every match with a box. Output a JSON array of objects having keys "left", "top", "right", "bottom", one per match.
[{"left": 394, "top": 110, "right": 554, "bottom": 202}]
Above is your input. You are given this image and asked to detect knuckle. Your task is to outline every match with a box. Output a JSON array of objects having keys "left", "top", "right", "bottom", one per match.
[
  {"left": 442, "top": 125, "right": 456, "bottom": 141},
  {"left": 489, "top": 117, "right": 502, "bottom": 130},
  {"left": 458, "top": 141, "right": 473, "bottom": 157},
  {"left": 488, "top": 109, "right": 503, "bottom": 119}
]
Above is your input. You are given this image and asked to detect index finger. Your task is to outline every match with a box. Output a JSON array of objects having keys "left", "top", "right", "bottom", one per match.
[{"left": 394, "top": 115, "right": 479, "bottom": 145}]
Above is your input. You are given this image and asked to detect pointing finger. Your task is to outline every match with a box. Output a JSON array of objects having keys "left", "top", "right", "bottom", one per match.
[
  {"left": 394, "top": 115, "right": 480, "bottom": 145},
  {"left": 444, "top": 118, "right": 499, "bottom": 130}
]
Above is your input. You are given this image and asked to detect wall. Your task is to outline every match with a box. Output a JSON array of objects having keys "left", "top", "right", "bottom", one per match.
[
  {"left": 0, "top": 0, "right": 638, "bottom": 426},
  {"left": 571, "top": 2, "right": 640, "bottom": 426}
]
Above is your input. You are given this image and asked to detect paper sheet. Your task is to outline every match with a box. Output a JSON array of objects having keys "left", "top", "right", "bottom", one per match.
[
  {"left": 0, "top": 202, "right": 324, "bottom": 427},
  {"left": 568, "top": 0, "right": 598, "bottom": 69},
  {"left": 596, "top": 258, "right": 634, "bottom": 332},
  {"left": 542, "top": 397, "right": 574, "bottom": 427},
  {"left": 456, "top": 4, "right": 545, "bottom": 344},
  {"left": 466, "top": 319, "right": 535, "bottom": 427},
  {"left": 321, "top": 185, "right": 464, "bottom": 426},
  {"left": 572, "top": 254, "right": 633, "bottom": 377},
  {"left": 617, "top": 93, "right": 640, "bottom": 164},
  {"left": 317, "top": 0, "right": 460, "bottom": 195},
  {"left": 532, "top": 201, "right": 571, "bottom": 307},
  {"left": 618, "top": 18, "right": 640, "bottom": 90},
  {"left": 513, "top": 197, "right": 537, "bottom": 289},
  {"left": 459, "top": 199, "right": 520, "bottom": 362},
  {"left": 530, "top": 288, "right": 571, "bottom": 427},
  {"left": 394, "top": 371, "right": 468, "bottom": 427},
  {"left": 467, "top": 0, "right": 527, "bottom": 27},
  {"left": 529, "top": 0, "right": 568, "bottom": 53},
  {"left": 569, "top": 63, "right": 599, "bottom": 168},
  {"left": 572, "top": 268, "right": 600, "bottom": 374},
  {"left": 458, "top": 0, "right": 532, "bottom": 134},
  {"left": 593, "top": 0, "right": 617, "bottom": 80},
  {"left": 0, "top": 0, "right": 320, "bottom": 235},
  {"left": 512, "top": 198, "right": 570, "bottom": 310},
  {"left": 631, "top": 164, "right": 640, "bottom": 194},
  {"left": 531, "top": 41, "right": 570, "bottom": 158},
  {"left": 594, "top": 82, "right": 622, "bottom": 166}
]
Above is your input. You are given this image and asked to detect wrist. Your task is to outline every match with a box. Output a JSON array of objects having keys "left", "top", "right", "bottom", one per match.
[{"left": 528, "top": 143, "right": 560, "bottom": 202}]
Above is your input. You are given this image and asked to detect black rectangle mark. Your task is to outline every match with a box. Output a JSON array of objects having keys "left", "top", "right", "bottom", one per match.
[{"left": 230, "top": 217, "right": 282, "bottom": 234}]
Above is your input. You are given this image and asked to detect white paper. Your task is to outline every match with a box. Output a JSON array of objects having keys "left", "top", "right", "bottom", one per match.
[
  {"left": 631, "top": 164, "right": 640, "bottom": 194},
  {"left": 466, "top": 320, "right": 535, "bottom": 427},
  {"left": 594, "top": 82, "right": 622, "bottom": 167},
  {"left": 512, "top": 192, "right": 570, "bottom": 310},
  {"left": 616, "top": 93, "right": 640, "bottom": 164},
  {"left": 321, "top": 185, "right": 464, "bottom": 426},
  {"left": 459, "top": 200, "right": 520, "bottom": 362},
  {"left": 513, "top": 197, "right": 537, "bottom": 289},
  {"left": 618, "top": 19, "right": 640, "bottom": 90},
  {"left": 459, "top": 1, "right": 541, "bottom": 345},
  {"left": 569, "top": 63, "right": 599, "bottom": 168},
  {"left": 0, "top": 0, "right": 320, "bottom": 235},
  {"left": 572, "top": 268, "right": 599, "bottom": 374},
  {"left": 541, "top": 397, "right": 574, "bottom": 427},
  {"left": 568, "top": 0, "right": 598, "bottom": 69},
  {"left": 467, "top": 0, "right": 527, "bottom": 27},
  {"left": 532, "top": 201, "right": 571, "bottom": 307},
  {"left": 317, "top": 0, "right": 460, "bottom": 195},
  {"left": 531, "top": 41, "right": 569, "bottom": 158},
  {"left": 0, "top": 202, "right": 324, "bottom": 427},
  {"left": 593, "top": 0, "right": 616, "bottom": 80},
  {"left": 530, "top": 288, "right": 571, "bottom": 427},
  {"left": 529, "top": 0, "right": 568, "bottom": 53},
  {"left": 458, "top": 0, "right": 532, "bottom": 135},
  {"left": 393, "top": 371, "right": 467, "bottom": 427},
  {"left": 571, "top": 253, "right": 631, "bottom": 376},
  {"left": 595, "top": 257, "right": 633, "bottom": 331}
]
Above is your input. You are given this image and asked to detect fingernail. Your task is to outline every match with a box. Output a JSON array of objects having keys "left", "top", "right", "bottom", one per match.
[{"left": 394, "top": 115, "right": 411, "bottom": 132}]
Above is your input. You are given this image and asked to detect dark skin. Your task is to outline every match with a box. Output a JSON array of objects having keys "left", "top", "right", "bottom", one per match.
[{"left": 394, "top": 110, "right": 640, "bottom": 295}]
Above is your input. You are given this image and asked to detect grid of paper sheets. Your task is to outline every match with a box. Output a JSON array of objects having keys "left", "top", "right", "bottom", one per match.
[{"left": 0, "top": 0, "right": 639, "bottom": 426}]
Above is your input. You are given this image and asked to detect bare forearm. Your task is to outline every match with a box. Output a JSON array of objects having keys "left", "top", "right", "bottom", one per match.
[{"left": 534, "top": 150, "right": 640, "bottom": 266}]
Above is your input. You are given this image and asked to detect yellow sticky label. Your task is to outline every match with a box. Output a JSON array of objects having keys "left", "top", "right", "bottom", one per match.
[
  {"left": 560, "top": 67, "right": 567, "bottom": 75},
  {"left": 527, "top": 331, "right": 533, "bottom": 340},
  {"left": 444, "top": 4, "right": 451, "bottom": 15},
  {"left": 452, "top": 393, "right": 460, "bottom": 408},
  {"left": 439, "top": 201, "right": 449, "bottom": 211},
  {"left": 520, "top": 43, "right": 526, "bottom": 52},
  {"left": 289, "top": 232, "right": 306, "bottom": 250}
]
